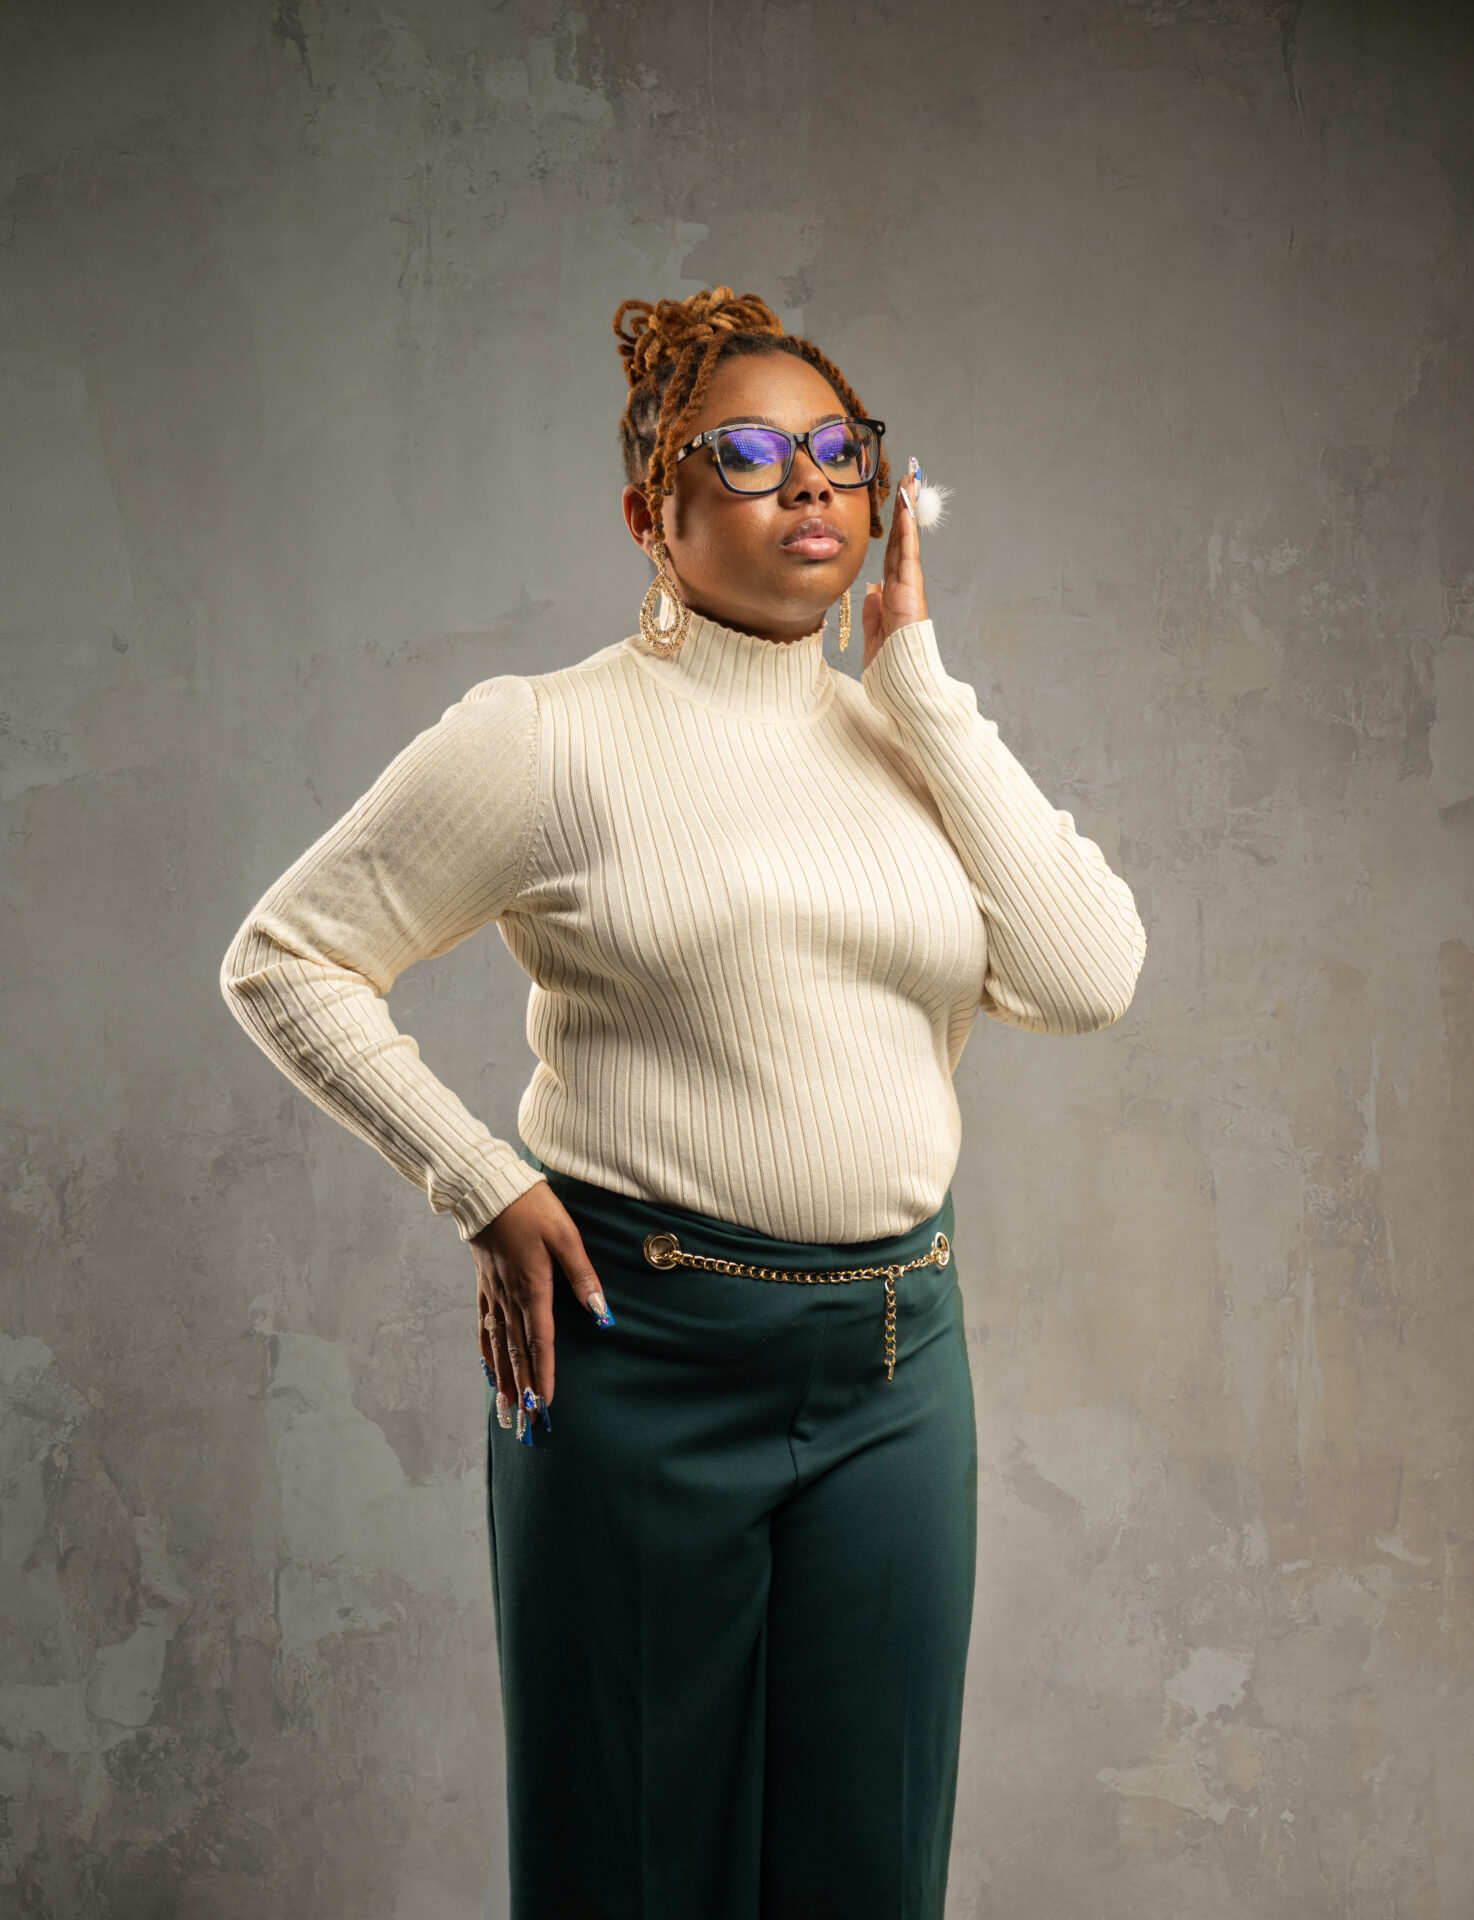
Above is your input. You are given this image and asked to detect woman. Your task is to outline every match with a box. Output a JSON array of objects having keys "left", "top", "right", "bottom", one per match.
[{"left": 220, "top": 285, "right": 1147, "bottom": 1918}]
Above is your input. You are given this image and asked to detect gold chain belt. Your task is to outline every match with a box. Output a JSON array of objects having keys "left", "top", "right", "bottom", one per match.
[{"left": 641, "top": 1229, "right": 951, "bottom": 1382}]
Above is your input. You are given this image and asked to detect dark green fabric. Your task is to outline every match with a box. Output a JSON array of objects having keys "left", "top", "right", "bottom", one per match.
[{"left": 484, "top": 1143, "right": 978, "bottom": 1919}]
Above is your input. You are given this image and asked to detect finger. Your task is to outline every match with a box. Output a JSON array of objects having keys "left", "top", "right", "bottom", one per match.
[
  {"left": 518, "top": 1289, "right": 556, "bottom": 1427},
  {"left": 483, "top": 1274, "right": 506, "bottom": 1382},
  {"left": 477, "top": 1280, "right": 494, "bottom": 1367},
  {"left": 485, "top": 1301, "right": 516, "bottom": 1427},
  {"left": 498, "top": 1259, "right": 555, "bottom": 1435},
  {"left": 499, "top": 1297, "right": 538, "bottom": 1436},
  {"left": 884, "top": 466, "right": 917, "bottom": 590},
  {"left": 552, "top": 1223, "right": 615, "bottom": 1329},
  {"left": 889, "top": 458, "right": 924, "bottom": 592},
  {"left": 890, "top": 455, "right": 913, "bottom": 556},
  {"left": 886, "top": 469, "right": 909, "bottom": 570},
  {"left": 861, "top": 578, "right": 883, "bottom": 646}
]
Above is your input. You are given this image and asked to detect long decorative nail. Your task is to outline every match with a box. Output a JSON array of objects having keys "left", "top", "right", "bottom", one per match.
[
  {"left": 516, "top": 1405, "right": 530, "bottom": 1444},
  {"left": 587, "top": 1290, "right": 615, "bottom": 1328},
  {"left": 496, "top": 1391, "right": 514, "bottom": 1431},
  {"left": 537, "top": 1398, "right": 552, "bottom": 1433},
  {"left": 480, "top": 1355, "right": 496, "bottom": 1386}
]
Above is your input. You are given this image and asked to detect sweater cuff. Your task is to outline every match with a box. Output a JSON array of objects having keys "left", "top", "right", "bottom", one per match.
[
  {"left": 860, "top": 618, "right": 956, "bottom": 719},
  {"left": 449, "top": 1153, "right": 549, "bottom": 1243}
]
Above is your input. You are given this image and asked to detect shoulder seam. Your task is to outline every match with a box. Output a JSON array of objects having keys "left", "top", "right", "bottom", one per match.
[{"left": 543, "top": 639, "right": 633, "bottom": 682}]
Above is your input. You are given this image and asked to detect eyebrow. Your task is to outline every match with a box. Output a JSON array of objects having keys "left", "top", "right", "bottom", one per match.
[{"left": 711, "top": 412, "right": 846, "bottom": 429}]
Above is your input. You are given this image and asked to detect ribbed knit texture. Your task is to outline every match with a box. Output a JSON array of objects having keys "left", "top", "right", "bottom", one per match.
[{"left": 221, "top": 610, "right": 1147, "bottom": 1244}]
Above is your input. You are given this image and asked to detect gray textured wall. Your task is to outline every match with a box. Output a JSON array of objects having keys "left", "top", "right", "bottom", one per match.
[{"left": 2, "top": 1, "right": 1470, "bottom": 1914}]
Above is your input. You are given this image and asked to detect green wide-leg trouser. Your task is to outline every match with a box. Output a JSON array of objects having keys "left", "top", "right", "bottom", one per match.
[{"left": 485, "top": 1144, "right": 978, "bottom": 1920}]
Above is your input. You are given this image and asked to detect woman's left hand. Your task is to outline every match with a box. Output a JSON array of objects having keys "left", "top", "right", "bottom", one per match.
[{"left": 861, "top": 456, "right": 929, "bottom": 672}]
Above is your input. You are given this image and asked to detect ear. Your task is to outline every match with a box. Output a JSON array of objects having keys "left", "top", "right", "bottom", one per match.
[{"left": 621, "top": 481, "right": 656, "bottom": 553}]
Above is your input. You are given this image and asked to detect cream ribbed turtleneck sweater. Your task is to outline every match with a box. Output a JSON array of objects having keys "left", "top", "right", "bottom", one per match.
[{"left": 220, "top": 609, "right": 1147, "bottom": 1245}]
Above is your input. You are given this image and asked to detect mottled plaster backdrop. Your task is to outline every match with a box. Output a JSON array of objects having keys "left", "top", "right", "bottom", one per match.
[{"left": 2, "top": 0, "right": 1471, "bottom": 1914}]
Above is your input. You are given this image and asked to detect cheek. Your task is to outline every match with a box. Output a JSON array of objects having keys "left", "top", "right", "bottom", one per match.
[{"left": 680, "top": 507, "right": 775, "bottom": 577}]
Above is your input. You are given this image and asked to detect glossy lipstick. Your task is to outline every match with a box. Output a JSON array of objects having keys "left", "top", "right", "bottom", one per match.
[{"left": 781, "top": 517, "right": 844, "bottom": 559}]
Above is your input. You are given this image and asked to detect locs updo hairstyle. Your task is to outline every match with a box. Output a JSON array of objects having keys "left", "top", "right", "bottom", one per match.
[{"left": 612, "top": 285, "right": 892, "bottom": 552}]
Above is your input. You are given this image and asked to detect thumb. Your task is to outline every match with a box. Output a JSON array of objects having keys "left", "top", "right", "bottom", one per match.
[
  {"left": 553, "top": 1225, "right": 616, "bottom": 1328},
  {"left": 861, "top": 580, "right": 884, "bottom": 652}
]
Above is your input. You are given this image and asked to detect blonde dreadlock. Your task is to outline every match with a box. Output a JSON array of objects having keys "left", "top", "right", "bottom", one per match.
[{"left": 612, "top": 286, "right": 890, "bottom": 548}]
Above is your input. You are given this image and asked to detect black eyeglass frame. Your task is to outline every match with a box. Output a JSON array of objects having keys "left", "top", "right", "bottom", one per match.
[{"left": 671, "top": 416, "right": 888, "bottom": 496}]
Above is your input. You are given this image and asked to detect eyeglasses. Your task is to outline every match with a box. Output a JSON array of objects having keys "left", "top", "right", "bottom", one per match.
[{"left": 672, "top": 415, "right": 886, "bottom": 496}]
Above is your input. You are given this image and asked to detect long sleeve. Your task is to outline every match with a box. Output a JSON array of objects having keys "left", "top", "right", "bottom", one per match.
[
  {"left": 219, "top": 673, "right": 549, "bottom": 1241},
  {"left": 862, "top": 619, "right": 1147, "bottom": 1035}
]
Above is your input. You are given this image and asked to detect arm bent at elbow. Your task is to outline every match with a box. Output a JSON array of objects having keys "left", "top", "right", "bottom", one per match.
[
  {"left": 218, "top": 672, "right": 548, "bottom": 1239},
  {"left": 863, "top": 618, "right": 1148, "bottom": 1037}
]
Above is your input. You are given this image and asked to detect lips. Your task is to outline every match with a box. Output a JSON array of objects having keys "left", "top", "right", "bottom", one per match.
[{"left": 781, "top": 517, "right": 845, "bottom": 558}]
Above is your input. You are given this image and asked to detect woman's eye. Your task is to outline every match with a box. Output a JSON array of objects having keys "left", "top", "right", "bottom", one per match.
[
  {"left": 814, "top": 428, "right": 859, "bottom": 467},
  {"left": 720, "top": 429, "right": 786, "bottom": 468}
]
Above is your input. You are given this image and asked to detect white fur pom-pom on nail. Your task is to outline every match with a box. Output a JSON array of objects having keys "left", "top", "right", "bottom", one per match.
[{"left": 913, "top": 477, "right": 952, "bottom": 530}]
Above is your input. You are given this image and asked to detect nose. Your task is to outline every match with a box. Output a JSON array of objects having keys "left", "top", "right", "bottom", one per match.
[{"left": 782, "top": 443, "right": 835, "bottom": 501}]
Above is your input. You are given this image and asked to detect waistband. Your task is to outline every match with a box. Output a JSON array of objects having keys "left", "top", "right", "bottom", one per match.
[{"left": 515, "top": 1141, "right": 954, "bottom": 1276}]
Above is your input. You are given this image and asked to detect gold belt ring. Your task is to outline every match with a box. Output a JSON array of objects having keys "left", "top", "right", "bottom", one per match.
[{"left": 641, "top": 1229, "right": 951, "bottom": 1383}]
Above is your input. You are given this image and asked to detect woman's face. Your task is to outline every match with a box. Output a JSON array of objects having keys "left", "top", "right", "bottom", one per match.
[{"left": 621, "top": 350, "right": 878, "bottom": 643}]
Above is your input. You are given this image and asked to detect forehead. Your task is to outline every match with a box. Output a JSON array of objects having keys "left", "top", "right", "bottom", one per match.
[{"left": 691, "top": 350, "right": 847, "bottom": 432}]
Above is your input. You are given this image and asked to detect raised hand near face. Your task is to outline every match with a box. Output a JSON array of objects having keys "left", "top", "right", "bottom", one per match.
[{"left": 861, "top": 454, "right": 930, "bottom": 673}]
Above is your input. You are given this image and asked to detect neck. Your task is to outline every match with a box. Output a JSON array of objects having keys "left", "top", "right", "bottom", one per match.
[
  {"left": 625, "top": 594, "right": 834, "bottom": 721},
  {"left": 684, "top": 596, "right": 824, "bottom": 645}
]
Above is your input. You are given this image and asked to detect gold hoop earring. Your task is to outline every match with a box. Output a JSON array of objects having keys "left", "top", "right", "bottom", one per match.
[
  {"left": 639, "top": 537, "right": 690, "bottom": 657},
  {"left": 836, "top": 585, "right": 851, "bottom": 652}
]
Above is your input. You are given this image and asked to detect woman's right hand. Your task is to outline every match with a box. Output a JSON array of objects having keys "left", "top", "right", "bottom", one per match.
[{"left": 471, "top": 1180, "right": 614, "bottom": 1434}]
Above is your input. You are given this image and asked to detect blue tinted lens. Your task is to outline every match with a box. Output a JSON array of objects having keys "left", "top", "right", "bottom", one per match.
[
  {"left": 813, "top": 420, "right": 876, "bottom": 481},
  {"left": 717, "top": 427, "right": 791, "bottom": 484}
]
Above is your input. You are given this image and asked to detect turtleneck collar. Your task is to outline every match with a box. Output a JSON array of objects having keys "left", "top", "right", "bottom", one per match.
[{"left": 625, "top": 592, "right": 835, "bottom": 722}]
